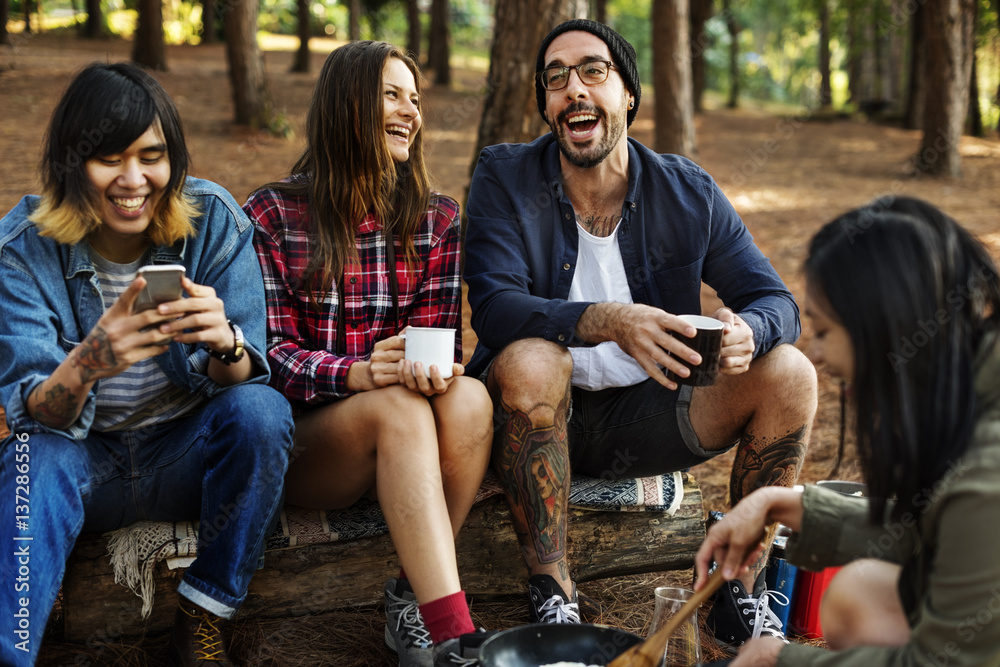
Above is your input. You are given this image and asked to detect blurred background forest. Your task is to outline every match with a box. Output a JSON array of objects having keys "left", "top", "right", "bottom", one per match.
[
  {"left": 3, "top": 0, "right": 999, "bottom": 157},
  {"left": 2, "top": 0, "right": 1000, "bottom": 664}
]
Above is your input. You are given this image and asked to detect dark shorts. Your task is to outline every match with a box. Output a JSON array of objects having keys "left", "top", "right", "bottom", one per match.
[
  {"left": 566, "top": 377, "right": 735, "bottom": 478},
  {"left": 483, "top": 360, "right": 737, "bottom": 479}
]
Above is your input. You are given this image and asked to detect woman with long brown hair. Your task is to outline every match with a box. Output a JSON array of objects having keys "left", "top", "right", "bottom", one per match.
[{"left": 246, "top": 41, "right": 492, "bottom": 666}]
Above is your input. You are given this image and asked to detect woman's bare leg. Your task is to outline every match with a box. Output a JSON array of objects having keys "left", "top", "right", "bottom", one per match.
[
  {"left": 288, "top": 384, "right": 461, "bottom": 603},
  {"left": 428, "top": 376, "right": 493, "bottom": 537}
]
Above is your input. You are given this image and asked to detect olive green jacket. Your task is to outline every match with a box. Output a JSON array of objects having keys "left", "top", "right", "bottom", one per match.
[{"left": 779, "top": 333, "right": 1000, "bottom": 667}]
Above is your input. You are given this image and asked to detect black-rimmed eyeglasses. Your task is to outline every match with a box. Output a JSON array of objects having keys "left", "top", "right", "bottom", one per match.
[{"left": 537, "top": 60, "right": 617, "bottom": 91}]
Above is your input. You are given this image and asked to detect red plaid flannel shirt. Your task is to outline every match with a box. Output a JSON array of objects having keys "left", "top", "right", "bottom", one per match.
[{"left": 246, "top": 186, "right": 463, "bottom": 407}]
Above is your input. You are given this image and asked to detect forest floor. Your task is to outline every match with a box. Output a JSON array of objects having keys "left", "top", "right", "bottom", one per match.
[{"left": 2, "top": 31, "right": 1000, "bottom": 666}]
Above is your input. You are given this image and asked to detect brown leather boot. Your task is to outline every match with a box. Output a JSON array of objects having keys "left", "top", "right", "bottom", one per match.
[{"left": 167, "top": 599, "right": 236, "bottom": 666}]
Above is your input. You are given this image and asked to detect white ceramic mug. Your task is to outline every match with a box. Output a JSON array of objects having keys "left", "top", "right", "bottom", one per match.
[{"left": 403, "top": 327, "right": 455, "bottom": 378}]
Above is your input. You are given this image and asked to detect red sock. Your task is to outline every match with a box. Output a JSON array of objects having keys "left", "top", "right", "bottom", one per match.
[
  {"left": 398, "top": 568, "right": 407, "bottom": 581},
  {"left": 419, "top": 591, "right": 475, "bottom": 644}
]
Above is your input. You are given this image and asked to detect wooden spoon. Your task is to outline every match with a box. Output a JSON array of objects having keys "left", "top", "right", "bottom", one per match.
[
  {"left": 606, "top": 567, "right": 726, "bottom": 667},
  {"left": 608, "top": 530, "right": 773, "bottom": 667}
]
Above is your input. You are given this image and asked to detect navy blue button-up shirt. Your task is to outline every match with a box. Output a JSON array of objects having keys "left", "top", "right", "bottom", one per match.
[{"left": 464, "top": 134, "right": 800, "bottom": 377}]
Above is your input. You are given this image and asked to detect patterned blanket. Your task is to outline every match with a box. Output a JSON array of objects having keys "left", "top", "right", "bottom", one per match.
[{"left": 105, "top": 471, "right": 683, "bottom": 617}]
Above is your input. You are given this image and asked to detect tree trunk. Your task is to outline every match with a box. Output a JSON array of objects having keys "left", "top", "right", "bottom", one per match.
[
  {"left": 886, "top": 0, "right": 906, "bottom": 112},
  {"left": 722, "top": 0, "right": 741, "bottom": 109},
  {"left": 291, "top": 0, "right": 310, "bottom": 73},
  {"left": 1, "top": 0, "right": 10, "bottom": 45},
  {"left": 904, "top": 0, "right": 925, "bottom": 129},
  {"left": 653, "top": 0, "right": 695, "bottom": 157},
  {"left": 690, "top": 0, "right": 714, "bottom": 112},
  {"left": 595, "top": 0, "right": 606, "bottom": 24},
  {"left": 846, "top": 0, "right": 861, "bottom": 104},
  {"left": 818, "top": 0, "right": 832, "bottom": 107},
  {"left": 23, "top": 0, "right": 32, "bottom": 34},
  {"left": 918, "top": 0, "right": 975, "bottom": 177},
  {"left": 428, "top": 0, "right": 450, "bottom": 86},
  {"left": 348, "top": 0, "right": 360, "bottom": 41},
  {"left": 966, "top": 0, "right": 982, "bottom": 137},
  {"left": 471, "top": 0, "right": 569, "bottom": 170},
  {"left": 407, "top": 0, "right": 421, "bottom": 62},
  {"left": 82, "top": 0, "right": 102, "bottom": 38},
  {"left": 132, "top": 0, "right": 167, "bottom": 71},
  {"left": 224, "top": 0, "right": 277, "bottom": 131},
  {"left": 200, "top": 0, "right": 215, "bottom": 44}
]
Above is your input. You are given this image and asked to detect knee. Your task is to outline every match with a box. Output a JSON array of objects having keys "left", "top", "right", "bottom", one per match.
[
  {"left": 490, "top": 338, "right": 572, "bottom": 406},
  {"left": 757, "top": 345, "right": 817, "bottom": 411},
  {"left": 215, "top": 385, "right": 294, "bottom": 463}
]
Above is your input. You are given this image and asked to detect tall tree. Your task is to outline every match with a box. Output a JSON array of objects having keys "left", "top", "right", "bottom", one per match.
[
  {"left": 1, "top": 0, "right": 10, "bottom": 45},
  {"left": 594, "top": 0, "right": 606, "bottom": 23},
  {"left": 818, "top": 0, "right": 832, "bottom": 107},
  {"left": 132, "top": 0, "right": 167, "bottom": 71},
  {"left": 292, "top": 0, "right": 310, "bottom": 73},
  {"left": 428, "top": 0, "right": 450, "bottom": 86},
  {"left": 471, "top": 0, "right": 571, "bottom": 177},
  {"left": 904, "top": 1, "right": 926, "bottom": 128},
  {"left": 918, "top": 0, "right": 975, "bottom": 176},
  {"left": 200, "top": 0, "right": 216, "bottom": 44},
  {"left": 966, "top": 0, "right": 982, "bottom": 136},
  {"left": 224, "top": 0, "right": 280, "bottom": 131},
  {"left": 722, "top": 0, "right": 741, "bottom": 108},
  {"left": 82, "top": 0, "right": 102, "bottom": 38},
  {"left": 690, "top": 0, "right": 714, "bottom": 112},
  {"left": 407, "top": 0, "right": 421, "bottom": 61},
  {"left": 23, "top": 0, "right": 33, "bottom": 33},
  {"left": 349, "top": 0, "right": 360, "bottom": 40},
  {"left": 653, "top": 0, "right": 695, "bottom": 157}
]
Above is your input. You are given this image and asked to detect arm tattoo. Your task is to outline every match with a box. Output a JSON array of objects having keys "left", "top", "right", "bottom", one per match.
[
  {"left": 33, "top": 383, "right": 80, "bottom": 428},
  {"left": 729, "top": 424, "right": 807, "bottom": 506},
  {"left": 494, "top": 396, "right": 571, "bottom": 565},
  {"left": 72, "top": 326, "right": 116, "bottom": 383}
]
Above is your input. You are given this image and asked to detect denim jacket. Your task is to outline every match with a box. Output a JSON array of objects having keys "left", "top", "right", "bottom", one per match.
[
  {"left": 463, "top": 134, "right": 800, "bottom": 377},
  {"left": 0, "top": 177, "right": 270, "bottom": 440}
]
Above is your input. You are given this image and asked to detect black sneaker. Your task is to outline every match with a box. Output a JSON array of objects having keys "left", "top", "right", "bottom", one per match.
[
  {"left": 527, "top": 574, "right": 581, "bottom": 624},
  {"left": 432, "top": 629, "right": 496, "bottom": 666},
  {"left": 707, "top": 576, "right": 789, "bottom": 651}
]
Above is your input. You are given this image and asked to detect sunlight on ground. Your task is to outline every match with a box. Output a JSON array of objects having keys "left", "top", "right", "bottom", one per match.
[{"left": 730, "top": 190, "right": 814, "bottom": 214}]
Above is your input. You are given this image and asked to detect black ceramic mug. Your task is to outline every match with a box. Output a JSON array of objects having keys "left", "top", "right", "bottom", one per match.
[{"left": 664, "top": 314, "right": 725, "bottom": 387}]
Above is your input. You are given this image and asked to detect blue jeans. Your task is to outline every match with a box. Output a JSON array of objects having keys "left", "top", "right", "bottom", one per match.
[{"left": 0, "top": 383, "right": 293, "bottom": 666}]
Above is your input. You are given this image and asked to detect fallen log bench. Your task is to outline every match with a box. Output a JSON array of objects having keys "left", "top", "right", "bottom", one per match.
[{"left": 60, "top": 471, "right": 704, "bottom": 642}]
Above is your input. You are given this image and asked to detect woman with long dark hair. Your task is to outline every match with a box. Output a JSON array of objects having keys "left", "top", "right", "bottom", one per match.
[
  {"left": 246, "top": 41, "right": 492, "bottom": 666},
  {"left": 694, "top": 196, "right": 1000, "bottom": 666}
]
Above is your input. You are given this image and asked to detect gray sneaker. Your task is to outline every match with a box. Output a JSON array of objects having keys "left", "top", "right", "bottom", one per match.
[{"left": 384, "top": 578, "right": 434, "bottom": 667}]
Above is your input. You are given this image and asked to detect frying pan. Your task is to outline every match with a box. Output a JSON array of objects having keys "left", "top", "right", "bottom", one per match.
[{"left": 478, "top": 623, "right": 643, "bottom": 667}]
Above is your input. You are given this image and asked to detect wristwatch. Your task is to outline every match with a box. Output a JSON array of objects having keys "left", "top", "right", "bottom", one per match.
[{"left": 208, "top": 320, "right": 245, "bottom": 365}]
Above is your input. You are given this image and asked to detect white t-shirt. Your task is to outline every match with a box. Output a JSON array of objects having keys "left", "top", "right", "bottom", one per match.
[{"left": 568, "top": 223, "right": 650, "bottom": 390}]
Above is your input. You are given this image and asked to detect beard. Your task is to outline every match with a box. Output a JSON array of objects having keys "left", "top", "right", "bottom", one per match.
[{"left": 550, "top": 100, "right": 628, "bottom": 169}]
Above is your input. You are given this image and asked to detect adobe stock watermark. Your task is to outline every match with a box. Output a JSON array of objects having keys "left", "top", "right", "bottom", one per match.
[
  {"left": 863, "top": 457, "right": 970, "bottom": 560},
  {"left": 887, "top": 262, "right": 995, "bottom": 372}
]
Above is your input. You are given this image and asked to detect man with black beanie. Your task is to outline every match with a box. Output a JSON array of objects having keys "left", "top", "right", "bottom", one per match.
[{"left": 463, "top": 19, "right": 817, "bottom": 657}]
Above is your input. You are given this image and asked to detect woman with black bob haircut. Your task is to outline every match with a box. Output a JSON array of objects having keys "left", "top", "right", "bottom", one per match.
[
  {"left": 694, "top": 196, "right": 1000, "bottom": 666},
  {"left": 246, "top": 41, "right": 493, "bottom": 666},
  {"left": 0, "top": 62, "right": 293, "bottom": 666}
]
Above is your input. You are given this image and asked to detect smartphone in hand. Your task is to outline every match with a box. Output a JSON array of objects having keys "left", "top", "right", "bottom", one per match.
[{"left": 133, "top": 265, "right": 185, "bottom": 313}]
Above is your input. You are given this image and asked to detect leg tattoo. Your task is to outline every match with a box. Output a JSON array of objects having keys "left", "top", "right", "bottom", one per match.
[
  {"left": 494, "top": 396, "right": 570, "bottom": 565},
  {"left": 730, "top": 424, "right": 808, "bottom": 580}
]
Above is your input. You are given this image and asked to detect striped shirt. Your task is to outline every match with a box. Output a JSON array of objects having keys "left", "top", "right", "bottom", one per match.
[
  {"left": 246, "top": 186, "right": 462, "bottom": 408},
  {"left": 90, "top": 251, "right": 204, "bottom": 431}
]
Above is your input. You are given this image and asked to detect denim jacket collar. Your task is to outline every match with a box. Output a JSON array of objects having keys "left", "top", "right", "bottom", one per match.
[{"left": 65, "top": 235, "right": 188, "bottom": 280}]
